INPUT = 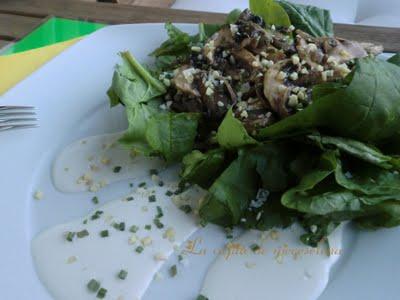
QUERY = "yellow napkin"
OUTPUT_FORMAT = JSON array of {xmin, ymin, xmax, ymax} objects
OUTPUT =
[{"xmin": 0, "ymin": 38, "xmax": 80, "ymax": 95}]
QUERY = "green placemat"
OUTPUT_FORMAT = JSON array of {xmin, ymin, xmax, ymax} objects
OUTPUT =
[{"xmin": 3, "ymin": 17, "xmax": 106, "ymax": 55}]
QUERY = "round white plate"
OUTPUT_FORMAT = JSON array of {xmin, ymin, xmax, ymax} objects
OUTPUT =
[{"xmin": 1, "ymin": 24, "xmax": 399, "ymax": 300}]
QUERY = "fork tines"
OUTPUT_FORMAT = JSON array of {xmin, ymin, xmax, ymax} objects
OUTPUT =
[{"xmin": 0, "ymin": 106, "xmax": 38, "ymax": 132}]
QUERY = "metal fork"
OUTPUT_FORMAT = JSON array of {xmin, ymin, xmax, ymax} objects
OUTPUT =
[{"xmin": 0, "ymin": 106, "xmax": 38, "ymax": 132}]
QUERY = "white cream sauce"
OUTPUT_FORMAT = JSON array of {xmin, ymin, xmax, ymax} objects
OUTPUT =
[
  {"xmin": 34, "ymin": 133, "xmax": 345, "ymax": 300},
  {"xmin": 200, "ymin": 224, "xmax": 344, "ymax": 300},
  {"xmin": 52, "ymin": 132, "xmax": 165, "ymax": 193},
  {"xmin": 32, "ymin": 172, "xmax": 205, "ymax": 300}
]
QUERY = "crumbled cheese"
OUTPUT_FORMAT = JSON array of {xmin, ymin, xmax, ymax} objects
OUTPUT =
[
  {"xmin": 166, "ymin": 101, "xmax": 173, "ymax": 108},
  {"xmin": 154, "ymin": 252, "xmax": 167, "ymax": 261},
  {"xmin": 278, "ymin": 84, "xmax": 287, "ymax": 93},
  {"xmin": 291, "ymin": 54, "xmax": 300, "ymax": 65},
  {"xmin": 206, "ymin": 87, "xmax": 214, "ymax": 96},
  {"xmin": 300, "ymin": 67, "xmax": 309, "ymax": 75},
  {"xmin": 271, "ymin": 24, "xmax": 276, "ymax": 31},
  {"xmin": 163, "ymin": 227, "xmax": 176, "ymax": 242},
  {"xmin": 163, "ymin": 78, "xmax": 171, "ymax": 87},
  {"xmin": 289, "ymin": 72, "xmax": 298, "ymax": 81},
  {"xmin": 66, "ymin": 256, "xmax": 77, "ymax": 264},
  {"xmin": 336, "ymin": 63, "xmax": 351, "ymax": 77},
  {"xmin": 100, "ymin": 157, "xmax": 111, "ymax": 165},
  {"xmin": 141, "ymin": 236, "xmax": 153, "ymax": 247},
  {"xmin": 277, "ymin": 71, "xmax": 287, "ymax": 80},
  {"xmin": 245, "ymin": 262, "xmax": 256, "ymax": 269},
  {"xmin": 230, "ymin": 24, "xmax": 239, "ymax": 34},
  {"xmin": 314, "ymin": 65, "xmax": 324, "ymax": 72},
  {"xmin": 288, "ymin": 95, "xmax": 299, "ymax": 107},
  {"xmin": 34, "ymin": 190, "xmax": 44, "ymax": 200},
  {"xmin": 297, "ymin": 91, "xmax": 306, "ymax": 101},
  {"xmin": 310, "ymin": 225, "xmax": 318, "ymax": 233},
  {"xmin": 159, "ymin": 104, "xmax": 167, "ymax": 110},
  {"xmin": 252, "ymin": 60, "xmax": 261, "ymax": 68},
  {"xmin": 217, "ymin": 101, "xmax": 225, "ymax": 107},
  {"xmin": 240, "ymin": 110, "xmax": 249, "ymax": 119},
  {"xmin": 128, "ymin": 235, "xmax": 138, "ymax": 245},
  {"xmin": 307, "ymin": 43, "xmax": 318, "ymax": 52},
  {"xmin": 191, "ymin": 46, "xmax": 201, "ymax": 53},
  {"xmin": 327, "ymin": 56, "xmax": 338, "ymax": 65},
  {"xmin": 339, "ymin": 49, "xmax": 350, "ymax": 58},
  {"xmin": 261, "ymin": 59, "xmax": 274, "ymax": 68},
  {"xmin": 288, "ymin": 25, "xmax": 295, "ymax": 32},
  {"xmin": 260, "ymin": 51, "xmax": 268, "ymax": 58},
  {"xmin": 292, "ymin": 86, "xmax": 300, "ymax": 94},
  {"xmin": 269, "ymin": 229, "xmax": 279, "ymax": 240}
]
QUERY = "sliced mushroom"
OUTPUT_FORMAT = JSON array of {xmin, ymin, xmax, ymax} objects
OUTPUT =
[{"xmin": 203, "ymin": 26, "xmax": 234, "ymax": 64}]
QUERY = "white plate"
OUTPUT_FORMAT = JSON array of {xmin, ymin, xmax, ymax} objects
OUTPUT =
[{"xmin": 1, "ymin": 24, "xmax": 400, "ymax": 300}]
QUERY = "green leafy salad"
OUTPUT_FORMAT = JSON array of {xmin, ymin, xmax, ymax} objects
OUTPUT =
[{"xmin": 108, "ymin": 0, "xmax": 400, "ymax": 247}]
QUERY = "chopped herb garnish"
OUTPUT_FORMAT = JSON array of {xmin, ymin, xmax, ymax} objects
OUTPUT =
[
  {"xmin": 119, "ymin": 222, "xmax": 126, "ymax": 231},
  {"xmin": 158, "ymin": 181, "xmax": 164, "ymax": 187},
  {"xmin": 100, "ymin": 230, "xmax": 109, "ymax": 237},
  {"xmin": 87, "ymin": 279, "xmax": 100, "ymax": 292},
  {"xmin": 197, "ymin": 295, "xmax": 209, "ymax": 300},
  {"xmin": 118, "ymin": 269, "xmax": 128, "ymax": 280},
  {"xmin": 149, "ymin": 169, "xmax": 159, "ymax": 175},
  {"xmin": 135, "ymin": 246, "xmax": 144, "ymax": 253},
  {"xmin": 113, "ymin": 166, "xmax": 122, "ymax": 173},
  {"xmin": 96, "ymin": 287, "xmax": 107, "ymax": 299},
  {"xmin": 138, "ymin": 182, "xmax": 146, "ymax": 188},
  {"xmin": 156, "ymin": 206, "xmax": 163, "ymax": 218},
  {"xmin": 66, "ymin": 231, "xmax": 75, "ymax": 242},
  {"xmin": 77, "ymin": 229, "xmax": 89, "ymax": 238},
  {"xmin": 126, "ymin": 196, "xmax": 134, "ymax": 201},
  {"xmin": 90, "ymin": 210, "xmax": 104, "ymax": 221},
  {"xmin": 178, "ymin": 254, "xmax": 184, "ymax": 261},
  {"xmin": 225, "ymin": 227, "xmax": 233, "ymax": 239},
  {"xmin": 83, "ymin": 219, "xmax": 88, "ymax": 225},
  {"xmin": 153, "ymin": 218, "xmax": 164, "ymax": 229},
  {"xmin": 129, "ymin": 225, "xmax": 139, "ymax": 233},
  {"xmin": 169, "ymin": 265, "xmax": 178, "ymax": 277},
  {"xmin": 148, "ymin": 195, "xmax": 156, "ymax": 202},
  {"xmin": 145, "ymin": 224, "xmax": 152, "ymax": 230},
  {"xmin": 129, "ymin": 183, "xmax": 134, "ymax": 188},
  {"xmin": 165, "ymin": 190, "xmax": 173, "ymax": 197},
  {"xmin": 250, "ymin": 243, "xmax": 261, "ymax": 253},
  {"xmin": 179, "ymin": 205, "xmax": 192, "ymax": 214},
  {"xmin": 92, "ymin": 196, "xmax": 99, "ymax": 205}
]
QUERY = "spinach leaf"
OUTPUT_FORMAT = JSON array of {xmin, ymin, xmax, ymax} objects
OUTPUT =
[
  {"xmin": 335, "ymin": 157, "xmax": 400, "ymax": 198},
  {"xmin": 226, "ymin": 9, "xmax": 242, "ymax": 24},
  {"xmin": 151, "ymin": 23, "xmax": 192, "ymax": 57},
  {"xmin": 145, "ymin": 112, "xmax": 200, "ymax": 162},
  {"xmin": 249, "ymin": 0, "xmax": 291, "ymax": 27},
  {"xmin": 199, "ymin": 150, "xmax": 260, "ymax": 226},
  {"xmin": 308, "ymin": 133, "xmax": 400, "ymax": 169},
  {"xmin": 119, "ymin": 101, "xmax": 162, "ymax": 154},
  {"xmin": 388, "ymin": 53, "xmax": 400, "ymax": 67},
  {"xmin": 217, "ymin": 109, "xmax": 258, "ymax": 149},
  {"xmin": 108, "ymin": 51, "xmax": 166, "ymax": 107},
  {"xmin": 259, "ymin": 57, "xmax": 400, "ymax": 144},
  {"xmin": 277, "ymin": 0, "xmax": 333, "ymax": 37},
  {"xmin": 181, "ymin": 149, "xmax": 226, "ymax": 189},
  {"xmin": 356, "ymin": 201, "xmax": 400, "ymax": 229}
]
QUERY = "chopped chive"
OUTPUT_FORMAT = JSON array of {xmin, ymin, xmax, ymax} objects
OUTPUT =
[
  {"xmin": 153, "ymin": 218, "xmax": 164, "ymax": 229},
  {"xmin": 129, "ymin": 183, "xmax": 134, "ymax": 188},
  {"xmin": 129, "ymin": 225, "xmax": 139, "ymax": 233},
  {"xmin": 197, "ymin": 295, "xmax": 209, "ymax": 300},
  {"xmin": 87, "ymin": 279, "xmax": 100, "ymax": 292},
  {"xmin": 156, "ymin": 206, "xmax": 164, "ymax": 218},
  {"xmin": 126, "ymin": 196, "xmax": 134, "ymax": 201},
  {"xmin": 66, "ymin": 231, "xmax": 75, "ymax": 242},
  {"xmin": 145, "ymin": 224, "xmax": 152, "ymax": 230},
  {"xmin": 113, "ymin": 166, "xmax": 122, "ymax": 173},
  {"xmin": 158, "ymin": 181, "xmax": 164, "ymax": 187},
  {"xmin": 179, "ymin": 205, "xmax": 192, "ymax": 214},
  {"xmin": 165, "ymin": 190, "xmax": 173, "ymax": 197},
  {"xmin": 138, "ymin": 182, "xmax": 146, "ymax": 188},
  {"xmin": 135, "ymin": 246, "xmax": 144, "ymax": 253},
  {"xmin": 169, "ymin": 265, "xmax": 178, "ymax": 277},
  {"xmin": 149, "ymin": 169, "xmax": 159, "ymax": 176},
  {"xmin": 178, "ymin": 254, "xmax": 184, "ymax": 261},
  {"xmin": 250, "ymin": 243, "xmax": 261, "ymax": 253},
  {"xmin": 100, "ymin": 230, "xmax": 109, "ymax": 238},
  {"xmin": 174, "ymin": 188, "xmax": 183, "ymax": 195},
  {"xmin": 96, "ymin": 287, "xmax": 107, "ymax": 299},
  {"xmin": 112, "ymin": 222, "xmax": 125, "ymax": 231},
  {"xmin": 117, "ymin": 269, "xmax": 128, "ymax": 280},
  {"xmin": 225, "ymin": 227, "xmax": 233, "ymax": 239},
  {"xmin": 90, "ymin": 210, "xmax": 104, "ymax": 220},
  {"xmin": 83, "ymin": 219, "xmax": 88, "ymax": 225},
  {"xmin": 77, "ymin": 229, "xmax": 89, "ymax": 238},
  {"xmin": 199, "ymin": 219, "xmax": 208, "ymax": 227},
  {"xmin": 91, "ymin": 196, "xmax": 99, "ymax": 205},
  {"xmin": 148, "ymin": 195, "xmax": 156, "ymax": 202}
]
